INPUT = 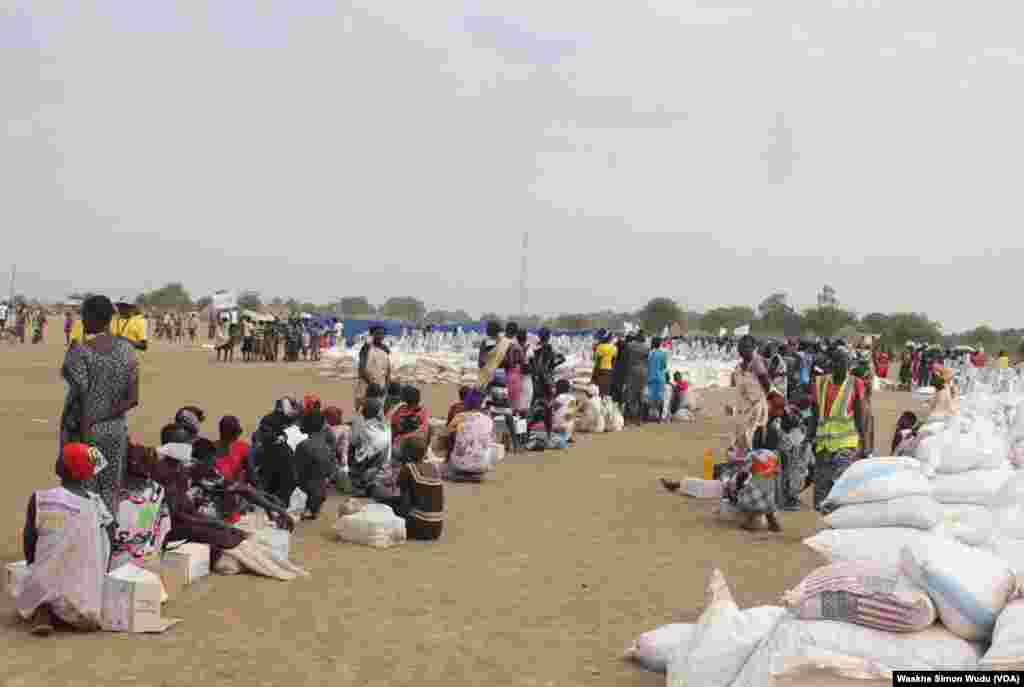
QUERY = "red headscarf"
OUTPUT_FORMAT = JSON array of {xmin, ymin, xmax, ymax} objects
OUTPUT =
[
  {"xmin": 303, "ymin": 393, "xmax": 322, "ymax": 414},
  {"xmin": 63, "ymin": 442, "xmax": 98, "ymax": 481}
]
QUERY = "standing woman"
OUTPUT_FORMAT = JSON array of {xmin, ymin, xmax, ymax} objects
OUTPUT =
[
  {"xmin": 60, "ymin": 295, "xmax": 140, "ymax": 515},
  {"xmin": 515, "ymin": 330, "xmax": 534, "ymax": 413},
  {"xmin": 731, "ymin": 335, "xmax": 772, "ymax": 454},
  {"xmin": 478, "ymin": 320, "xmax": 512, "ymax": 389},
  {"xmin": 503, "ymin": 322, "xmax": 525, "ymax": 410},
  {"xmin": 647, "ymin": 337, "xmax": 669, "ymax": 422}
]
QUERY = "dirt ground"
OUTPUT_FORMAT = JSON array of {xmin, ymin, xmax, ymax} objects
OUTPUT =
[{"xmin": 0, "ymin": 333, "xmax": 912, "ymax": 687}]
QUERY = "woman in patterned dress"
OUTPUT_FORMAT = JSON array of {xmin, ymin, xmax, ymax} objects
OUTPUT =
[{"xmin": 59, "ymin": 295, "xmax": 140, "ymax": 516}]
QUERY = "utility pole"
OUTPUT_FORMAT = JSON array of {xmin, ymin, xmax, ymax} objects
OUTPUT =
[
  {"xmin": 7, "ymin": 264, "xmax": 15, "ymax": 305},
  {"xmin": 519, "ymin": 232, "xmax": 528, "ymax": 317}
]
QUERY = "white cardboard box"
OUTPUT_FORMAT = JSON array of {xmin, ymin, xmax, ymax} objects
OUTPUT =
[
  {"xmin": 683, "ymin": 478, "xmax": 724, "ymax": 499},
  {"xmin": 5, "ymin": 560, "xmax": 29, "ymax": 600},
  {"xmin": 101, "ymin": 564, "xmax": 180, "ymax": 633},
  {"xmin": 162, "ymin": 542, "xmax": 210, "ymax": 586},
  {"xmin": 252, "ymin": 527, "xmax": 290, "ymax": 560}
]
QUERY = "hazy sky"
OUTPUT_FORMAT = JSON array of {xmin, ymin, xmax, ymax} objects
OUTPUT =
[{"xmin": 3, "ymin": 1, "xmax": 1023, "ymax": 331}]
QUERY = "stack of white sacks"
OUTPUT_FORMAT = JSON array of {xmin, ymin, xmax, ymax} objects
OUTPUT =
[{"xmin": 625, "ymin": 389, "xmax": 1024, "ymax": 685}]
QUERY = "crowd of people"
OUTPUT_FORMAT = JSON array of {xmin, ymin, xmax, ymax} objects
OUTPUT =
[
  {"xmin": 212, "ymin": 315, "xmax": 343, "ymax": 363},
  {"xmin": 0, "ymin": 302, "xmax": 49, "ymax": 344},
  {"xmin": 16, "ymin": 293, "xmax": 1021, "ymax": 640}
]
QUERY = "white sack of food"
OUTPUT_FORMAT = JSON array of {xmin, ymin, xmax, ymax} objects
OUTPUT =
[
  {"xmin": 930, "ymin": 468, "xmax": 1013, "ymax": 505},
  {"xmin": 623, "ymin": 623, "xmax": 693, "ymax": 673},
  {"xmin": 728, "ymin": 617, "xmax": 983, "ymax": 687},
  {"xmin": 990, "ymin": 471, "xmax": 1024, "ymax": 510},
  {"xmin": 980, "ymin": 599, "xmax": 1024, "ymax": 670},
  {"xmin": 782, "ymin": 560, "xmax": 937, "ymax": 632},
  {"xmin": 931, "ymin": 428, "xmax": 1008, "ymax": 474},
  {"xmin": 824, "ymin": 495, "xmax": 941, "ymax": 531},
  {"xmin": 900, "ymin": 537, "xmax": 1017, "ymax": 641},
  {"xmin": 666, "ymin": 569, "xmax": 785, "ymax": 687},
  {"xmin": 940, "ymin": 504, "xmax": 995, "ymax": 546},
  {"xmin": 821, "ymin": 458, "xmax": 931, "ymax": 509},
  {"xmin": 804, "ymin": 528, "xmax": 932, "ymax": 567}
]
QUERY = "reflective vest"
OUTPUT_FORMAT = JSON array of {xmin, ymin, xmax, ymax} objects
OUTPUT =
[{"xmin": 815, "ymin": 376, "xmax": 859, "ymax": 453}]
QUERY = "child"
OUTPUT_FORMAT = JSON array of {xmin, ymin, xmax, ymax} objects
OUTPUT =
[
  {"xmin": 669, "ymin": 372, "xmax": 692, "ymax": 421},
  {"xmin": 394, "ymin": 436, "xmax": 444, "ymax": 541},
  {"xmin": 892, "ymin": 411, "xmax": 919, "ymax": 456},
  {"xmin": 19, "ymin": 443, "xmax": 115, "ymax": 635}
]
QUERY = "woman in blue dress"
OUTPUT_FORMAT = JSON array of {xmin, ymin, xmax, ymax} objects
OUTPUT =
[{"xmin": 647, "ymin": 336, "xmax": 669, "ymax": 422}]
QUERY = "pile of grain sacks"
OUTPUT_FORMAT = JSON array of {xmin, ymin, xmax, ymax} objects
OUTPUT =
[{"xmin": 625, "ymin": 387, "xmax": 1024, "ymax": 684}]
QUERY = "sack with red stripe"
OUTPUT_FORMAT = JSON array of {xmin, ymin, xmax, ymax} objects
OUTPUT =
[{"xmin": 782, "ymin": 560, "xmax": 937, "ymax": 632}]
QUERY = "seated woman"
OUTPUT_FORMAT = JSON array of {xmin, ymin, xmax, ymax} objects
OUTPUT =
[
  {"xmin": 383, "ymin": 382, "xmax": 404, "ymax": 418},
  {"xmin": 550, "ymin": 379, "xmax": 577, "ymax": 443},
  {"xmin": 152, "ymin": 426, "xmax": 307, "ymax": 581},
  {"xmin": 391, "ymin": 436, "xmax": 444, "ymax": 541},
  {"xmin": 348, "ymin": 398, "xmax": 393, "ymax": 497},
  {"xmin": 391, "ymin": 386, "xmax": 429, "ymax": 450},
  {"xmin": 294, "ymin": 410, "xmax": 335, "ymax": 520},
  {"xmin": 19, "ymin": 443, "xmax": 115, "ymax": 636},
  {"xmin": 447, "ymin": 386, "xmax": 470, "ymax": 425},
  {"xmin": 174, "ymin": 406, "xmax": 206, "ymax": 442},
  {"xmin": 111, "ymin": 444, "xmax": 172, "ymax": 570},
  {"xmin": 446, "ymin": 389, "xmax": 495, "ymax": 481},
  {"xmin": 723, "ymin": 449, "xmax": 782, "ymax": 533},
  {"xmin": 215, "ymin": 415, "xmax": 250, "ymax": 484},
  {"xmin": 324, "ymin": 406, "xmax": 351, "ymax": 491}
]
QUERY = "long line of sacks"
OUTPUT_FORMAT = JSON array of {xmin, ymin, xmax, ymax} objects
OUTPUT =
[{"xmin": 624, "ymin": 392, "xmax": 1024, "ymax": 685}]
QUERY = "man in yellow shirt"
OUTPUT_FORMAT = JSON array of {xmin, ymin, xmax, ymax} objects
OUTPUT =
[
  {"xmin": 592, "ymin": 331, "xmax": 618, "ymax": 398},
  {"xmin": 111, "ymin": 301, "xmax": 148, "ymax": 352}
]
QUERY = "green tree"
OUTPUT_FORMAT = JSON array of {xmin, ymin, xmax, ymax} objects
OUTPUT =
[
  {"xmin": 381, "ymin": 297, "xmax": 426, "ymax": 322},
  {"xmin": 860, "ymin": 312, "xmax": 889, "ymax": 335},
  {"xmin": 700, "ymin": 306, "xmax": 756, "ymax": 335},
  {"xmin": 138, "ymin": 282, "xmax": 192, "ymax": 309},
  {"xmin": 425, "ymin": 309, "xmax": 473, "ymax": 324},
  {"xmin": 963, "ymin": 325, "xmax": 999, "ymax": 350},
  {"xmin": 237, "ymin": 290, "xmax": 262, "ymax": 311},
  {"xmin": 877, "ymin": 312, "xmax": 942, "ymax": 348},
  {"xmin": 195, "ymin": 296, "xmax": 212, "ymax": 311},
  {"xmin": 637, "ymin": 297, "xmax": 684, "ymax": 335},
  {"xmin": 552, "ymin": 313, "xmax": 594, "ymax": 331},
  {"xmin": 339, "ymin": 297, "xmax": 374, "ymax": 316},
  {"xmin": 756, "ymin": 292, "xmax": 801, "ymax": 336},
  {"xmin": 480, "ymin": 312, "xmax": 502, "ymax": 324},
  {"xmin": 801, "ymin": 306, "xmax": 857, "ymax": 338}
]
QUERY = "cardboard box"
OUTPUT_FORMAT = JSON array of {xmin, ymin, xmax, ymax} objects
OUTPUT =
[
  {"xmin": 101, "ymin": 564, "xmax": 180, "ymax": 633},
  {"xmin": 252, "ymin": 527, "xmax": 290, "ymax": 561},
  {"xmin": 683, "ymin": 478, "xmax": 724, "ymax": 499},
  {"xmin": 161, "ymin": 543, "xmax": 210, "ymax": 598},
  {"xmin": 5, "ymin": 560, "xmax": 29, "ymax": 600}
]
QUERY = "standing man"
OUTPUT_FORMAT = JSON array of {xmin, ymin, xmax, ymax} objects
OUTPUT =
[
  {"xmin": 356, "ymin": 325, "xmax": 392, "ymax": 410},
  {"xmin": 111, "ymin": 300, "xmax": 148, "ymax": 352},
  {"xmin": 809, "ymin": 348, "xmax": 867, "ymax": 513}
]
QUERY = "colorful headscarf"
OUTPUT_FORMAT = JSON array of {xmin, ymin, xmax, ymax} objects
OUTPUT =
[{"xmin": 749, "ymin": 450, "xmax": 779, "ymax": 478}]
